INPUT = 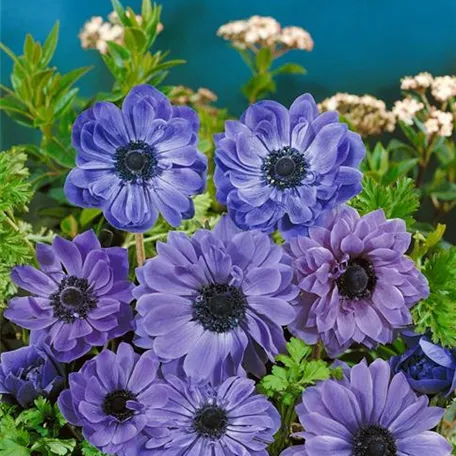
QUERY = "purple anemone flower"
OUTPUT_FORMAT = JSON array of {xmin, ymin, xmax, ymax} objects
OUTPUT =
[
  {"xmin": 58, "ymin": 343, "xmax": 168, "ymax": 456},
  {"xmin": 134, "ymin": 215, "xmax": 298, "ymax": 383},
  {"xmin": 390, "ymin": 334, "xmax": 456, "ymax": 396},
  {"xmin": 64, "ymin": 84, "xmax": 207, "ymax": 232},
  {"xmin": 285, "ymin": 206, "xmax": 429, "ymax": 357},
  {"xmin": 214, "ymin": 94, "xmax": 365, "ymax": 239},
  {"xmin": 5, "ymin": 230, "xmax": 134, "ymax": 362},
  {"xmin": 0, "ymin": 345, "xmax": 63, "ymax": 408},
  {"xmin": 127, "ymin": 375, "xmax": 280, "ymax": 455},
  {"xmin": 282, "ymin": 359, "xmax": 452, "ymax": 456}
]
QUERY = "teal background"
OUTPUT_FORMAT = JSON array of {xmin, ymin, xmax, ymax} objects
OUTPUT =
[{"xmin": 1, "ymin": 0, "xmax": 456, "ymax": 149}]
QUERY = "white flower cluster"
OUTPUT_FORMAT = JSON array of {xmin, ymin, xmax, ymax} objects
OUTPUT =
[
  {"xmin": 424, "ymin": 109, "xmax": 453, "ymax": 137},
  {"xmin": 431, "ymin": 76, "xmax": 456, "ymax": 102},
  {"xmin": 319, "ymin": 93, "xmax": 396, "ymax": 137},
  {"xmin": 400, "ymin": 72, "xmax": 434, "ymax": 91},
  {"xmin": 169, "ymin": 86, "xmax": 218, "ymax": 106},
  {"xmin": 217, "ymin": 16, "xmax": 313, "ymax": 52},
  {"xmin": 79, "ymin": 12, "xmax": 163, "ymax": 54},
  {"xmin": 392, "ymin": 98, "xmax": 424, "ymax": 125},
  {"xmin": 79, "ymin": 16, "xmax": 123, "ymax": 54}
]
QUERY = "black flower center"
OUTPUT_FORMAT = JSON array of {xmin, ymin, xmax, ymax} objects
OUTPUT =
[
  {"xmin": 353, "ymin": 425, "xmax": 397, "ymax": 456},
  {"xmin": 115, "ymin": 140, "xmax": 159, "ymax": 183},
  {"xmin": 49, "ymin": 276, "xmax": 97, "ymax": 323},
  {"xmin": 193, "ymin": 284, "xmax": 247, "ymax": 333},
  {"xmin": 275, "ymin": 156, "xmax": 296, "ymax": 177},
  {"xmin": 193, "ymin": 405, "xmax": 228, "ymax": 439},
  {"xmin": 103, "ymin": 389, "xmax": 137, "ymax": 422},
  {"xmin": 262, "ymin": 146, "xmax": 308, "ymax": 189},
  {"xmin": 337, "ymin": 259, "xmax": 377, "ymax": 300},
  {"xmin": 60, "ymin": 287, "xmax": 84, "ymax": 307}
]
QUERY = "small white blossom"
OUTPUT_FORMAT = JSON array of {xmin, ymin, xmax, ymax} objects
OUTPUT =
[
  {"xmin": 425, "ymin": 109, "xmax": 453, "ymax": 137},
  {"xmin": 393, "ymin": 98, "xmax": 424, "ymax": 125},
  {"xmin": 400, "ymin": 72, "xmax": 434, "ymax": 91},
  {"xmin": 280, "ymin": 26, "xmax": 314, "ymax": 51},
  {"xmin": 431, "ymin": 76, "xmax": 456, "ymax": 102},
  {"xmin": 319, "ymin": 93, "xmax": 396, "ymax": 136}
]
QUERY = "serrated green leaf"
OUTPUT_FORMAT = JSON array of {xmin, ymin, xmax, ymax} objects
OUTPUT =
[{"xmin": 349, "ymin": 176, "xmax": 420, "ymax": 228}]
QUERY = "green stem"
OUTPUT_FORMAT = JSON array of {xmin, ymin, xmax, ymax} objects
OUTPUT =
[{"xmin": 269, "ymin": 401, "xmax": 297, "ymax": 455}]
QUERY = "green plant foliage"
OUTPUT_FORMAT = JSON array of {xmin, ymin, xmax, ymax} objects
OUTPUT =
[
  {"xmin": 412, "ymin": 247, "xmax": 456, "ymax": 348},
  {"xmin": 362, "ymin": 142, "xmax": 418, "ymax": 185},
  {"xmin": 98, "ymin": 0, "xmax": 184, "ymax": 101},
  {"xmin": 0, "ymin": 23, "xmax": 90, "ymax": 137},
  {"xmin": 259, "ymin": 338, "xmax": 341, "ymax": 406},
  {"xmin": 349, "ymin": 176, "xmax": 420, "ymax": 228},
  {"xmin": 80, "ymin": 440, "xmax": 108, "ymax": 456},
  {"xmin": 0, "ymin": 148, "xmax": 35, "ymax": 305},
  {"xmin": 0, "ymin": 398, "xmax": 75, "ymax": 456}
]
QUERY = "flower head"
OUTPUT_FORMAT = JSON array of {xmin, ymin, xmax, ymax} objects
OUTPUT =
[
  {"xmin": 134, "ymin": 215, "xmax": 298, "ymax": 383},
  {"xmin": 214, "ymin": 95, "xmax": 365, "ymax": 239},
  {"xmin": 400, "ymin": 72, "xmax": 434, "ymax": 91},
  {"xmin": 282, "ymin": 359, "xmax": 452, "ymax": 456},
  {"xmin": 431, "ymin": 75, "xmax": 456, "ymax": 102},
  {"xmin": 285, "ymin": 206, "xmax": 429, "ymax": 357},
  {"xmin": 58, "ymin": 343, "xmax": 168, "ymax": 455},
  {"xmin": 5, "ymin": 230, "xmax": 134, "ymax": 362},
  {"xmin": 64, "ymin": 84, "xmax": 207, "ymax": 232},
  {"xmin": 128, "ymin": 375, "xmax": 280, "ymax": 455},
  {"xmin": 319, "ymin": 93, "xmax": 396, "ymax": 136},
  {"xmin": 392, "ymin": 97, "xmax": 424, "ymax": 125},
  {"xmin": 0, "ymin": 345, "xmax": 63, "ymax": 408},
  {"xmin": 424, "ymin": 109, "xmax": 453, "ymax": 138},
  {"xmin": 390, "ymin": 334, "xmax": 456, "ymax": 396}
]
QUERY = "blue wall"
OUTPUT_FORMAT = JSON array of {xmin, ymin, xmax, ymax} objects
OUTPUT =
[{"xmin": 2, "ymin": 0, "xmax": 456, "ymax": 149}]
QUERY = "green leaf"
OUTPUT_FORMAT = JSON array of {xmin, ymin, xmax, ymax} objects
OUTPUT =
[
  {"xmin": 59, "ymin": 66, "xmax": 92, "ymax": 92},
  {"xmin": 255, "ymin": 48, "xmax": 273, "ymax": 73},
  {"xmin": 23, "ymin": 34, "xmax": 35, "ymax": 61},
  {"xmin": 81, "ymin": 440, "xmax": 108, "ymax": 456},
  {"xmin": 45, "ymin": 138, "xmax": 75, "ymax": 168},
  {"xmin": 42, "ymin": 22, "xmax": 59, "ymax": 66},
  {"xmin": 272, "ymin": 62, "xmax": 307, "ymax": 75},
  {"xmin": 53, "ymin": 87, "xmax": 78, "ymax": 120},
  {"xmin": 412, "ymin": 247, "xmax": 456, "ymax": 347},
  {"xmin": 124, "ymin": 28, "xmax": 147, "ymax": 52},
  {"xmin": 60, "ymin": 215, "xmax": 78, "ymax": 238},
  {"xmin": 410, "ymin": 224, "xmax": 446, "ymax": 262},
  {"xmin": 0, "ymin": 42, "xmax": 22, "ymax": 67},
  {"xmin": 31, "ymin": 438, "xmax": 76, "ymax": 455},
  {"xmin": 0, "ymin": 441, "xmax": 31, "ymax": 456},
  {"xmin": 80, "ymin": 208, "xmax": 102, "ymax": 226},
  {"xmin": 286, "ymin": 337, "xmax": 312, "ymax": 364},
  {"xmin": 111, "ymin": 0, "xmax": 127, "ymax": 24},
  {"xmin": 106, "ymin": 41, "xmax": 131, "ymax": 65},
  {"xmin": 141, "ymin": 0, "xmax": 153, "ymax": 20},
  {"xmin": 349, "ymin": 176, "xmax": 420, "ymax": 228}
]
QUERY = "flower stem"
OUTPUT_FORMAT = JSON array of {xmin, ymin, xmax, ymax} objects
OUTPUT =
[
  {"xmin": 135, "ymin": 233, "xmax": 146, "ymax": 267},
  {"xmin": 269, "ymin": 400, "xmax": 297, "ymax": 455}
]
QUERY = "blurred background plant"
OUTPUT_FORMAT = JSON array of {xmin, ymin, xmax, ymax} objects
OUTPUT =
[{"xmin": 217, "ymin": 15, "xmax": 313, "ymax": 103}]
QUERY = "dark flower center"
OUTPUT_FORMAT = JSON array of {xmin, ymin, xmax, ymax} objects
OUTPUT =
[
  {"xmin": 193, "ymin": 284, "xmax": 247, "ymax": 333},
  {"xmin": 353, "ymin": 425, "xmax": 397, "ymax": 456},
  {"xmin": 103, "ymin": 389, "xmax": 137, "ymax": 422},
  {"xmin": 337, "ymin": 259, "xmax": 377, "ymax": 300},
  {"xmin": 115, "ymin": 140, "xmax": 159, "ymax": 183},
  {"xmin": 262, "ymin": 146, "xmax": 308, "ymax": 189},
  {"xmin": 193, "ymin": 405, "xmax": 228, "ymax": 439},
  {"xmin": 60, "ymin": 287, "xmax": 84, "ymax": 307},
  {"xmin": 49, "ymin": 276, "xmax": 97, "ymax": 323}
]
